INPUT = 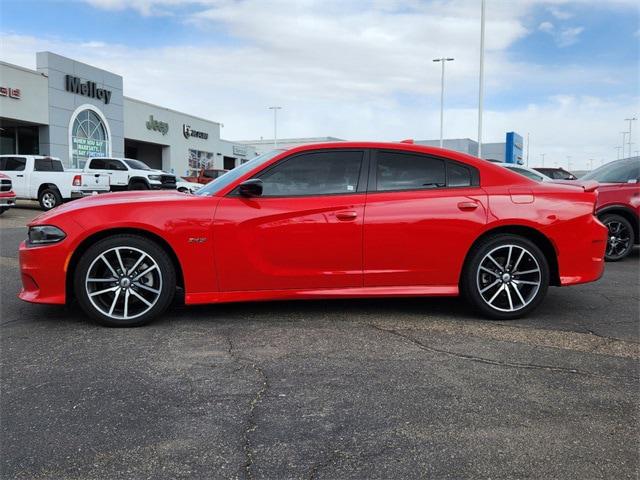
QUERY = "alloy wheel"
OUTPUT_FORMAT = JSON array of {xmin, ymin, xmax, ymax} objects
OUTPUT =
[
  {"xmin": 42, "ymin": 192, "xmax": 56, "ymax": 209},
  {"xmin": 605, "ymin": 220, "xmax": 631, "ymax": 260},
  {"xmin": 476, "ymin": 244, "xmax": 542, "ymax": 313},
  {"xmin": 85, "ymin": 246, "xmax": 163, "ymax": 320}
]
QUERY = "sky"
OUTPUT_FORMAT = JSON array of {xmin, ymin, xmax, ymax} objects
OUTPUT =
[{"xmin": 0, "ymin": 0, "xmax": 638, "ymax": 169}]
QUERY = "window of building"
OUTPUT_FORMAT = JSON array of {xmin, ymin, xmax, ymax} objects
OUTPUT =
[
  {"xmin": 71, "ymin": 108, "xmax": 109, "ymax": 168},
  {"xmin": 223, "ymin": 156, "xmax": 236, "ymax": 170},
  {"xmin": 257, "ymin": 150, "xmax": 363, "ymax": 197},
  {"xmin": 376, "ymin": 151, "xmax": 445, "ymax": 191},
  {"xmin": 189, "ymin": 149, "xmax": 214, "ymax": 175},
  {"xmin": 0, "ymin": 126, "xmax": 40, "ymax": 155}
]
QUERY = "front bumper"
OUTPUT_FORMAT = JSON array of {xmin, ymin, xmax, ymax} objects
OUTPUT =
[
  {"xmin": 18, "ymin": 239, "xmax": 69, "ymax": 305},
  {"xmin": 0, "ymin": 196, "xmax": 16, "ymax": 207}
]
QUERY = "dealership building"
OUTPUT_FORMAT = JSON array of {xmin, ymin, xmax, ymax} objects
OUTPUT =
[{"xmin": 0, "ymin": 52, "xmax": 257, "ymax": 175}]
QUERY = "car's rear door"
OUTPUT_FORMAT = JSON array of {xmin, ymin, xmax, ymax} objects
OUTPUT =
[
  {"xmin": 214, "ymin": 149, "xmax": 368, "ymax": 291},
  {"xmin": 363, "ymin": 149, "xmax": 488, "ymax": 288}
]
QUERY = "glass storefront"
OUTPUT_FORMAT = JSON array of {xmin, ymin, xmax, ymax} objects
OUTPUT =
[
  {"xmin": 188, "ymin": 148, "xmax": 215, "ymax": 175},
  {"xmin": 0, "ymin": 125, "xmax": 39, "ymax": 155}
]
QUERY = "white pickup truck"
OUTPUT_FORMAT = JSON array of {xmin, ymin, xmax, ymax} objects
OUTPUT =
[
  {"xmin": 0, "ymin": 155, "xmax": 110, "ymax": 210},
  {"xmin": 76, "ymin": 157, "xmax": 177, "ymax": 191}
]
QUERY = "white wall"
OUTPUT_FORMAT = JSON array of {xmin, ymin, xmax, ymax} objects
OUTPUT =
[{"xmin": 0, "ymin": 62, "xmax": 48, "ymax": 125}]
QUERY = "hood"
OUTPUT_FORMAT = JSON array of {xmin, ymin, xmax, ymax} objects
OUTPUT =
[{"xmin": 31, "ymin": 190, "xmax": 191, "ymax": 225}]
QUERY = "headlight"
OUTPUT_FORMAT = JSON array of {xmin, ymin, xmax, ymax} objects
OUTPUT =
[
  {"xmin": 28, "ymin": 225, "xmax": 66, "ymax": 245},
  {"xmin": 148, "ymin": 175, "xmax": 162, "ymax": 181}
]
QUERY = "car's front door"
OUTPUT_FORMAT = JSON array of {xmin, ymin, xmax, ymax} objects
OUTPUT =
[
  {"xmin": 0, "ymin": 156, "xmax": 28, "ymax": 197},
  {"xmin": 363, "ymin": 149, "xmax": 488, "ymax": 288},
  {"xmin": 214, "ymin": 149, "xmax": 368, "ymax": 292}
]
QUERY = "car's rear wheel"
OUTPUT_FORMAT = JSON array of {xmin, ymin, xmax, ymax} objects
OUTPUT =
[
  {"xmin": 38, "ymin": 188, "xmax": 62, "ymax": 210},
  {"xmin": 74, "ymin": 234, "xmax": 176, "ymax": 327},
  {"xmin": 462, "ymin": 234, "xmax": 549, "ymax": 320},
  {"xmin": 600, "ymin": 213, "xmax": 634, "ymax": 262}
]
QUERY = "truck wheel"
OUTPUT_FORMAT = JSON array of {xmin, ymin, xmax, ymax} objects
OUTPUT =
[
  {"xmin": 38, "ymin": 188, "xmax": 63, "ymax": 210},
  {"xmin": 129, "ymin": 181, "xmax": 149, "ymax": 191}
]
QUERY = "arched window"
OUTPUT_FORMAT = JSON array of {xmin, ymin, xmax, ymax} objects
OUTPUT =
[{"xmin": 70, "ymin": 107, "xmax": 110, "ymax": 168}]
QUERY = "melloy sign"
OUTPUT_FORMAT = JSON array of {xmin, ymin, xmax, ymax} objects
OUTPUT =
[{"xmin": 65, "ymin": 75, "xmax": 112, "ymax": 104}]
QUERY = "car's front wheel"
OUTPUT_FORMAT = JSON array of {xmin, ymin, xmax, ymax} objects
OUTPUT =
[
  {"xmin": 74, "ymin": 234, "xmax": 176, "ymax": 327},
  {"xmin": 600, "ymin": 213, "xmax": 634, "ymax": 262},
  {"xmin": 462, "ymin": 234, "xmax": 549, "ymax": 320}
]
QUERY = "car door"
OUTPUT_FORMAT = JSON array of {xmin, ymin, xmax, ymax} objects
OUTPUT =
[
  {"xmin": 363, "ymin": 149, "xmax": 488, "ymax": 288},
  {"xmin": 105, "ymin": 159, "xmax": 129, "ymax": 187},
  {"xmin": 214, "ymin": 149, "xmax": 368, "ymax": 292},
  {"xmin": 0, "ymin": 156, "xmax": 28, "ymax": 197}
]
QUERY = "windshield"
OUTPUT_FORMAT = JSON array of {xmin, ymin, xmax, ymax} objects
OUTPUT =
[
  {"xmin": 195, "ymin": 149, "xmax": 284, "ymax": 196},
  {"xmin": 582, "ymin": 158, "xmax": 639, "ymax": 183},
  {"xmin": 507, "ymin": 166, "xmax": 547, "ymax": 182},
  {"xmin": 124, "ymin": 159, "xmax": 152, "ymax": 171}
]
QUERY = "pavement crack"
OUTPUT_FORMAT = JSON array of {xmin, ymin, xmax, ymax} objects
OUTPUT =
[
  {"xmin": 226, "ymin": 332, "xmax": 270, "ymax": 480},
  {"xmin": 366, "ymin": 323, "xmax": 638, "ymax": 382}
]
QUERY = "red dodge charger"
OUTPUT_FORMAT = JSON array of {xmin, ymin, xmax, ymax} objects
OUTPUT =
[{"xmin": 19, "ymin": 142, "xmax": 607, "ymax": 327}]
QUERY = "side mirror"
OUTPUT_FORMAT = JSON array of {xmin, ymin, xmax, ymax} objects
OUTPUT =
[{"xmin": 238, "ymin": 178, "xmax": 263, "ymax": 197}]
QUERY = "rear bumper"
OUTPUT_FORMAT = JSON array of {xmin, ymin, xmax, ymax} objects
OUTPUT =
[
  {"xmin": 544, "ymin": 215, "xmax": 608, "ymax": 286},
  {"xmin": 18, "ymin": 239, "xmax": 68, "ymax": 305},
  {"xmin": 70, "ymin": 190, "xmax": 109, "ymax": 199}
]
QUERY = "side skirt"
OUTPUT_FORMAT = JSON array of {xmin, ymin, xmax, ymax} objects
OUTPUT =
[{"xmin": 185, "ymin": 285, "xmax": 459, "ymax": 305}]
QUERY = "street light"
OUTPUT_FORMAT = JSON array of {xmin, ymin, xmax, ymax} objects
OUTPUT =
[
  {"xmin": 615, "ymin": 146, "xmax": 623, "ymax": 159},
  {"xmin": 477, "ymin": 0, "xmax": 486, "ymax": 158},
  {"xmin": 540, "ymin": 153, "xmax": 546, "ymax": 167},
  {"xmin": 268, "ymin": 106, "xmax": 282, "ymax": 147},
  {"xmin": 624, "ymin": 117, "xmax": 637, "ymax": 158},
  {"xmin": 621, "ymin": 131, "xmax": 629, "ymax": 159},
  {"xmin": 433, "ymin": 57, "xmax": 454, "ymax": 148}
]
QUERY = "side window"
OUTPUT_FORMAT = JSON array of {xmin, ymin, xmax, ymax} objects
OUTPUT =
[
  {"xmin": 108, "ymin": 160, "xmax": 127, "ymax": 171},
  {"xmin": 257, "ymin": 151, "xmax": 363, "ymax": 196},
  {"xmin": 376, "ymin": 151, "xmax": 445, "ymax": 191},
  {"xmin": 447, "ymin": 162, "xmax": 473, "ymax": 187},
  {"xmin": 50, "ymin": 159, "xmax": 64, "ymax": 172},
  {"xmin": 89, "ymin": 159, "xmax": 106, "ymax": 170},
  {"xmin": 34, "ymin": 158, "xmax": 49, "ymax": 171},
  {"xmin": 0, "ymin": 157, "xmax": 26, "ymax": 171}
]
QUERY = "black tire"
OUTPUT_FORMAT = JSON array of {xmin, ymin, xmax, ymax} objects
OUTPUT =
[
  {"xmin": 461, "ymin": 234, "xmax": 549, "ymax": 320},
  {"xmin": 129, "ymin": 181, "xmax": 150, "ymax": 191},
  {"xmin": 73, "ymin": 234, "xmax": 176, "ymax": 327},
  {"xmin": 38, "ymin": 188, "xmax": 63, "ymax": 210},
  {"xmin": 600, "ymin": 213, "xmax": 634, "ymax": 262},
  {"xmin": 0, "ymin": 206, "xmax": 8, "ymax": 215}
]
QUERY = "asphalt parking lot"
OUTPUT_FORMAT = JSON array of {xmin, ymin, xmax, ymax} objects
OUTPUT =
[{"xmin": 1, "ymin": 204, "xmax": 638, "ymax": 480}]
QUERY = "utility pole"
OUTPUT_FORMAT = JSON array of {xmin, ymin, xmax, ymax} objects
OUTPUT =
[
  {"xmin": 268, "ymin": 106, "xmax": 282, "ymax": 147},
  {"xmin": 526, "ymin": 132, "xmax": 530, "ymax": 166},
  {"xmin": 621, "ymin": 131, "xmax": 628, "ymax": 159},
  {"xmin": 615, "ymin": 146, "xmax": 623, "ymax": 159},
  {"xmin": 624, "ymin": 117, "xmax": 637, "ymax": 158},
  {"xmin": 433, "ymin": 57, "xmax": 455, "ymax": 148},
  {"xmin": 540, "ymin": 153, "xmax": 545, "ymax": 167},
  {"xmin": 477, "ymin": 0, "xmax": 486, "ymax": 159}
]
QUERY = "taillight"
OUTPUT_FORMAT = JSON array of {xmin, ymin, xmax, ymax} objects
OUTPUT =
[{"xmin": 72, "ymin": 175, "xmax": 81, "ymax": 187}]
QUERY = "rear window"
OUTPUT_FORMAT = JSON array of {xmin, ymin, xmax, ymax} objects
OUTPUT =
[
  {"xmin": 447, "ymin": 162, "xmax": 473, "ymax": 187},
  {"xmin": 376, "ymin": 151, "xmax": 446, "ymax": 191},
  {"xmin": 34, "ymin": 158, "xmax": 64, "ymax": 172},
  {"xmin": 582, "ymin": 159, "xmax": 639, "ymax": 183},
  {"xmin": 88, "ymin": 159, "xmax": 106, "ymax": 169},
  {"xmin": 0, "ymin": 157, "xmax": 26, "ymax": 171}
]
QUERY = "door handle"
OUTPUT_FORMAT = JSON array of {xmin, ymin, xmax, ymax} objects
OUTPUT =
[
  {"xmin": 457, "ymin": 201, "xmax": 478, "ymax": 211},
  {"xmin": 335, "ymin": 210, "xmax": 358, "ymax": 221},
  {"xmin": 16, "ymin": 174, "xmax": 24, "ymax": 177}
]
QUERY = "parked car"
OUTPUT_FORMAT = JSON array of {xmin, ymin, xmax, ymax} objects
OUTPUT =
[
  {"xmin": 500, "ymin": 163, "xmax": 553, "ymax": 182},
  {"xmin": 0, "ymin": 173, "xmax": 17, "ymax": 215},
  {"xmin": 183, "ymin": 168, "xmax": 228, "ymax": 185},
  {"xmin": 18, "ymin": 142, "xmax": 607, "ymax": 327},
  {"xmin": 580, "ymin": 158, "xmax": 640, "ymax": 261},
  {"xmin": 176, "ymin": 179, "xmax": 202, "ymax": 194},
  {"xmin": 75, "ymin": 158, "xmax": 177, "ymax": 191},
  {"xmin": 0, "ymin": 155, "xmax": 110, "ymax": 210},
  {"xmin": 533, "ymin": 167, "xmax": 578, "ymax": 180}
]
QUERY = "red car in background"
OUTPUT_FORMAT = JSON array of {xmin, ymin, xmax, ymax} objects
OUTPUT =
[
  {"xmin": 581, "ymin": 158, "xmax": 640, "ymax": 261},
  {"xmin": 0, "ymin": 172, "xmax": 16, "ymax": 215},
  {"xmin": 18, "ymin": 142, "xmax": 607, "ymax": 327}
]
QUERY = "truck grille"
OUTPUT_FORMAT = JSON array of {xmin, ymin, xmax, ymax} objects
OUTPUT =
[
  {"xmin": 161, "ymin": 175, "xmax": 176, "ymax": 186},
  {"xmin": 0, "ymin": 179, "xmax": 11, "ymax": 192}
]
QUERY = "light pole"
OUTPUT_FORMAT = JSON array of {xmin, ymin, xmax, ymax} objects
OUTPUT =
[
  {"xmin": 268, "ymin": 106, "xmax": 282, "ymax": 147},
  {"xmin": 567, "ymin": 155, "xmax": 572, "ymax": 170},
  {"xmin": 621, "ymin": 131, "xmax": 628, "ymax": 159},
  {"xmin": 477, "ymin": 0, "xmax": 486, "ymax": 158},
  {"xmin": 624, "ymin": 117, "xmax": 637, "ymax": 158},
  {"xmin": 433, "ymin": 57, "xmax": 454, "ymax": 148},
  {"xmin": 540, "ymin": 153, "xmax": 546, "ymax": 167},
  {"xmin": 615, "ymin": 146, "xmax": 623, "ymax": 159},
  {"xmin": 589, "ymin": 158, "xmax": 594, "ymax": 171}
]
